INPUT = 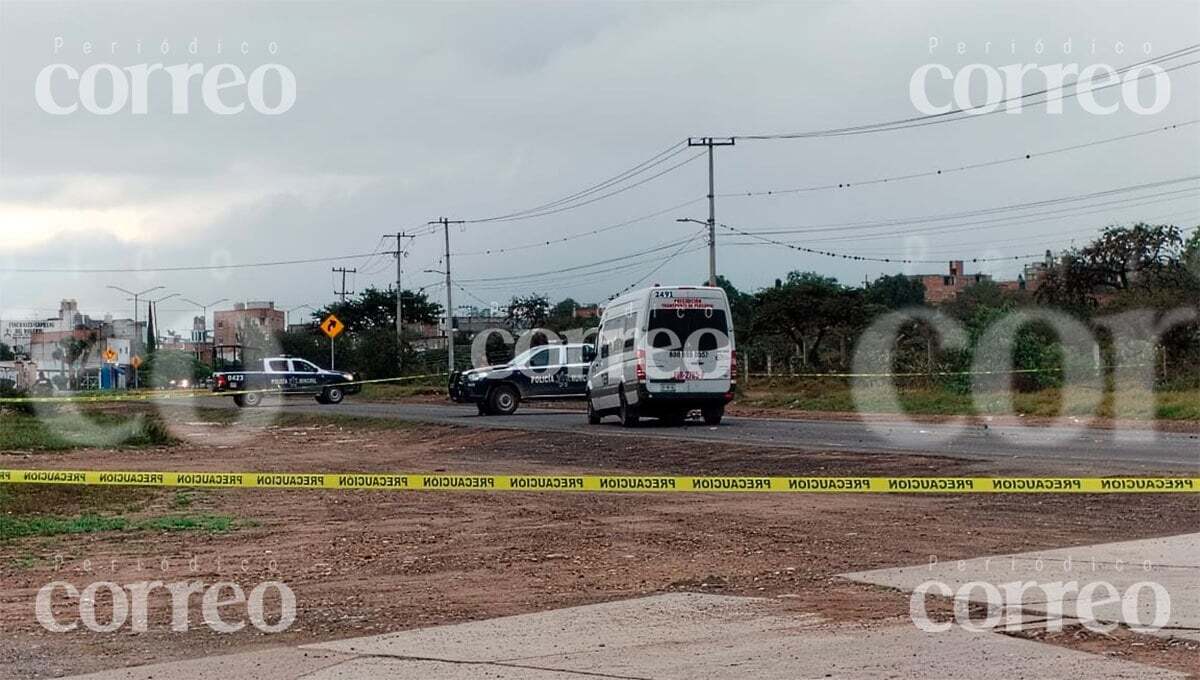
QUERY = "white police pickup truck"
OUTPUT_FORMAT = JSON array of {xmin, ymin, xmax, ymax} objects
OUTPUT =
[{"xmin": 212, "ymin": 356, "xmax": 360, "ymax": 407}]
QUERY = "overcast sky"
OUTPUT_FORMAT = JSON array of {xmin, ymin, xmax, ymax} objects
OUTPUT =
[{"xmin": 1, "ymin": 0, "xmax": 1197, "ymax": 332}]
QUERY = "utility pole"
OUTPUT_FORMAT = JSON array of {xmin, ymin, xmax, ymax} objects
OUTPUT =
[
  {"xmin": 428, "ymin": 218, "xmax": 465, "ymax": 376},
  {"xmin": 687, "ymin": 137, "xmax": 735, "ymax": 287},
  {"xmin": 383, "ymin": 232, "xmax": 415, "ymax": 374},
  {"xmin": 332, "ymin": 267, "xmax": 357, "ymax": 303}
]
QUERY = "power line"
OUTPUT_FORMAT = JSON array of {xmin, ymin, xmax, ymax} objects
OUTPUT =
[
  {"xmin": 455, "ymin": 197, "xmax": 706, "ymax": 256},
  {"xmin": 465, "ymin": 150, "xmax": 706, "ymax": 224},
  {"xmin": 722, "ymin": 119, "xmax": 1200, "ymax": 198},
  {"xmin": 734, "ymin": 43, "xmax": 1200, "ymax": 140},
  {"xmin": 458, "ymin": 231, "xmax": 707, "ymax": 285},
  {"xmin": 737, "ymin": 175, "xmax": 1200, "ymax": 238},
  {"xmin": 719, "ymin": 223, "xmax": 1042, "ymax": 265},
  {"xmin": 464, "ymin": 140, "xmax": 688, "ymax": 223},
  {"xmin": 609, "ymin": 233, "xmax": 707, "ymax": 299}
]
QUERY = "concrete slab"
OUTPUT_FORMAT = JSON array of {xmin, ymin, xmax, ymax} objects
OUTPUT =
[
  {"xmin": 843, "ymin": 533, "xmax": 1200, "ymax": 640},
  {"xmin": 304, "ymin": 593, "xmax": 1185, "ymax": 679},
  {"xmin": 67, "ymin": 647, "xmax": 358, "ymax": 680}
]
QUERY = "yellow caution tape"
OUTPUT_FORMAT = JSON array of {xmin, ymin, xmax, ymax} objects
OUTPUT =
[
  {"xmin": 0, "ymin": 374, "xmax": 443, "ymax": 404},
  {"xmin": 0, "ymin": 470, "xmax": 1195, "ymax": 493}
]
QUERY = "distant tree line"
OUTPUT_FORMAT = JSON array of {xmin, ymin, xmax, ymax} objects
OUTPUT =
[{"xmin": 251, "ymin": 223, "xmax": 1197, "ymax": 388}]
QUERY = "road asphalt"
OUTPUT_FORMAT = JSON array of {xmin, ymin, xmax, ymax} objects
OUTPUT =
[{"xmin": 235, "ymin": 399, "xmax": 1200, "ymax": 472}]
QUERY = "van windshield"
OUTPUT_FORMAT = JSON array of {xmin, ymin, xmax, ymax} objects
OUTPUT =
[{"xmin": 647, "ymin": 308, "xmax": 730, "ymax": 351}]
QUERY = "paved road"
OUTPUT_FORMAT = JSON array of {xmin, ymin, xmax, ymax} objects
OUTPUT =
[{"xmin": 264, "ymin": 400, "xmax": 1199, "ymax": 472}]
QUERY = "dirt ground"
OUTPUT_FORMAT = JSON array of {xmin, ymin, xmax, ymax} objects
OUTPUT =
[{"xmin": 0, "ymin": 414, "xmax": 1196, "ymax": 678}]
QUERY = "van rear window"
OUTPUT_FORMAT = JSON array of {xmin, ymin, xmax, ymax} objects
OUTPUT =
[{"xmin": 648, "ymin": 308, "xmax": 730, "ymax": 351}]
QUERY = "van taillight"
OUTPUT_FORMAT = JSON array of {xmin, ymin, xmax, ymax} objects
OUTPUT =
[
  {"xmin": 730, "ymin": 352, "xmax": 738, "ymax": 383},
  {"xmin": 216, "ymin": 375, "xmax": 228, "ymax": 388},
  {"xmin": 635, "ymin": 349, "xmax": 646, "ymax": 382}
]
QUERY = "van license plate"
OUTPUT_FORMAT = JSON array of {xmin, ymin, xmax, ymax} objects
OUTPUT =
[{"xmin": 659, "ymin": 383, "xmax": 675, "ymax": 392}]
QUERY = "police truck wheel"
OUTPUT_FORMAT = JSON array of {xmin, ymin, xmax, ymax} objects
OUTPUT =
[
  {"xmin": 586, "ymin": 397, "xmax": 601, "ymax": 424},
  {"xmin": 243, "ymin": 392, "xmax": 262, "ymax": 408},
  {"xmin": 489, "ymin": 385, "xmax": 520, "ymax": 416},
  {"xmin": 618, "ymin": 390, "xmax": 639, "ymax": 428},
  {"xmin": 701, "ymin": 404, "xmax": 724, "ymax": 425},
  {"xmin": 323, "ymin": 387, "xmax": 345, "ymax": 405}
]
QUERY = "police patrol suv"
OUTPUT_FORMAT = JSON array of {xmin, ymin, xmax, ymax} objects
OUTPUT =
[
  {"xmin": 212, "ymin": 356, "xmax": 361, "ymax": 407},
  {"xmin": 450, "ymin": 343, "xmax": 596, "ymax": 415},
  {"xmin": 587, "ymin": 285, "xmax": 735, "ymax": 426}
]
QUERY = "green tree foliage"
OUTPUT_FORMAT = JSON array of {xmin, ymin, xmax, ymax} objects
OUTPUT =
[
  {"xmin": 145, "ymin": 301, "xmax": 157, "ymax": 354},
  {"xmin": 505, "ymin": 294, "xmax": 550, "ymax": 328},
  {"xmin": 1037, "ymin": 223, "xmax": 1193, "ymax": 309},
  {"xmin": 314, "ymin": 286, "xmax": 441, "ymax": 331},
  {"xmin": 865, "ymin": 273, "xmax": 925, "ymax": 309},
  {"xmin": 0, "ymin": 343, "xmax": 13, "ymax": 361},
  {"xmin": 751, "ymin": 272, "xmax": 867, "ymax": 368},
  {"xmin": 142, "ymin": 349, "xmax": 211, "ymax": 387}
]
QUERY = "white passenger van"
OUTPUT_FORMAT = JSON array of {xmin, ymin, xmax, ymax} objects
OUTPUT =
[{"xmin": 586, "ymin": 285, "xmax": 736, "ymax": 427}]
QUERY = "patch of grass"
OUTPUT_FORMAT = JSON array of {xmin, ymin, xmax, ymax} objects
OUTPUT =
[
  {"xmin": 361, "ymin": 380, "xmax": 445, "ymax": 401},
  {"xmin": 179, "ymin": 407, "xmax": 427, "ymax": 431},
  {"xmin": 0, "ymin": 411, "xmax": 177, "ymax": 451},
  {"xmin": 738, "ymin": 378, "xmax": 1200, "ymax": 421},
  {"xmin": 0, "ymin": 484, "xmax": 158, "ymax": 516},
  {"xmin": 170, "ymin": 490, "xmax": 196, "ymax": 509},
  {"xmin": 0, "ymin": 513, "xmax": 238, "ymax": 541}
]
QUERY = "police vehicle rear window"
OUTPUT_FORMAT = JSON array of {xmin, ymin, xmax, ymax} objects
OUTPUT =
[{"xmin": 648, "ymin": 308, "xmax": 730, "ymax": 351}]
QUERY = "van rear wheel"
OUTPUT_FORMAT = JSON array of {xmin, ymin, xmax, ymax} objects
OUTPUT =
[
  {"xmin": 586, "ymin": 396, "xmax": 602, "ymax": 424},
  {"xmin": 701, "ymin": 404, "xmax": 724, "ymax": 425}
]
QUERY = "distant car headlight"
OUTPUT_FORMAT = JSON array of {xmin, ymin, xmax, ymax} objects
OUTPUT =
[
  {"xmin": 342, "ymin": 373, "xmax": 354, "ymax": 381},
  {"xmin": 467, "ymin": 372, "xmax": 484, "ymax": 382},
  {"xmin": 179, "ymin": 379, "xmax": 190, "ymax": 389}
]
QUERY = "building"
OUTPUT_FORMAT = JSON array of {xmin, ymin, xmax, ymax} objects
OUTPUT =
[
  {"xmin": 912, "ymin": 261, "xmax": 993, "ymax": 304},
  {"xmin": 573, "ymin": 305, "xmax": 601, "ymax": 319},
  {"xmin": 213, "ymin": 301, "xmax": 286, "ymax": 347},
  {"xmin": 0, "ymin": 299, "xmax": 91, "ymax": 354}
]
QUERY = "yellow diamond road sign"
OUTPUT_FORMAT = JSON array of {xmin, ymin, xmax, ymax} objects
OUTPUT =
[
  {"xmin": 103, "ymin": 347, "xmax": 118, "ymax": 363},
  {"xmin": 130, "ymin": 355, "xmax": 143, "ymax": 369},
  {"xmin": 321, "ymin": 314, "xmax": 345, "ymax": 339}
]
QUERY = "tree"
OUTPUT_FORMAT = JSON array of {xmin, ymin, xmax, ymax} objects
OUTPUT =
[
  {"xmin": 505, "ymin": 294, "xmax": 550, "ymax": 328},
  {"xmin": 751, "ymin": 272, "xmax": 866, "ymax": 368},
  {"xmin": 865, "ymin": 273, "xmax": 925, "ymax": 309},
  {"xmin": 1037, "ymin": 223, "xmax": 1191, "ymax": 308},
  {"xmin": 51, "ymin": 333, "xmax": 98, "ymax": 389},
  {"xmin": 314, "ymin": 286, "xmax": 442, "ymax": 332},
  {"xmin": 142, "ymin": 349, "xmax": 211, "ymax": 387},
  {"xmin": 145, "ymin": 301, "xmax": 157, "ymax": 354},
  {"xmin": 0, "ymin": 343, "xmax": 13, "ymax": 361},
  {"xmin": 1186, "ymin": 229, "xmax": 1200, "ymax": 276}
]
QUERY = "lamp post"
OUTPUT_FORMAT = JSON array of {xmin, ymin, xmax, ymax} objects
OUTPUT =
[
  {"xmin": 106, "ymin": 285, "xmax": 163, "ymax": 389},
  {"xmin": 149, "ymin": 293, "xmax": 179, "ymax": 347},
  {"xmin": 285, "ymin": 304, "xmax": 316, "ymax": 328},
  {"xmin": 676, "ymin": 218, "xmax": 716, "ymax": 286},
  {"xmin": 182, "ymin": 297, "xmax": 228, "ymax": 343}
]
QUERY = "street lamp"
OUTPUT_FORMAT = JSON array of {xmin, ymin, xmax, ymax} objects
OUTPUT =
[
  {"xmin": 676, "ymin": 218, "xmax": 716, "ymax": 286},
  {"xmin": 285, "ymin": 304, "xmax": 316, "ymax": 328},
  {"xmin": 182, "ymin": 297, "xmax": 229, "ymax": 342},
  {"xmin": 148, "ymin": 293, "xmax": 179, "ymax": 346},
  {"xmin": 106, "ymin": 285, "xmax": 163, "ymax": 388}
]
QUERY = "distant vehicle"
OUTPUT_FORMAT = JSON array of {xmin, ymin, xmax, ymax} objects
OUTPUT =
[
  {"xmin": 586, "ymin": 285, "xmax": 736, "ymax": 427},
  {"xmin": 450, "ymin": 343, "xmax": 596, "ymax": 415},
  {"xmin": 211, "ymin": 356, "xmax": 360, "ymax": 407}
]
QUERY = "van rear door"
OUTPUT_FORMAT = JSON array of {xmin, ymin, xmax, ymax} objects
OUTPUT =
[{"xmin": 644, "ymin": 289, "xmax": 732, "ymax": 395}]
